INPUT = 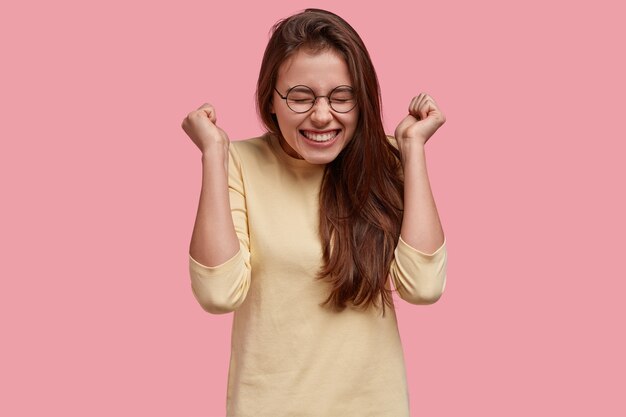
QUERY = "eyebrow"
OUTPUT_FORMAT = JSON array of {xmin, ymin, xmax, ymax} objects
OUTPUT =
[
  {"xmin": 289, "ymin": 85, "xmax": 313, "ymax": 91},
  {"xmin": 287, "ymin": 85, "xmax": 354, "ymax": 92}
]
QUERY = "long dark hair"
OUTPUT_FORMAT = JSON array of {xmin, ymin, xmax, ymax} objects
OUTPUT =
[{"xmin": 256, "ymin": 9, "xmax": 404, "ymax": 316}]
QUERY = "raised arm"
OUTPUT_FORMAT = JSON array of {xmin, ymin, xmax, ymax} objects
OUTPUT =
[
  {"xmin": 182, "ymin": 103, "xmax": 239, "ymax": 266},
  {"xmin": 182, "ymin": 103, "xmax": 250, "ymax": 313},
  {"xmin": 389, "ymin": 93, "xmax": 447, "ymax": 304},
  {"xmin": 394, "ymin": 93, "xmax": 446, "ymax": 254}
]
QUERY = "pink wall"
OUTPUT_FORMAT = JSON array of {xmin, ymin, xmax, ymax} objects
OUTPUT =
[{"xmin": 1, "ymin": 0, "xmax": 624, "ymax": 415}]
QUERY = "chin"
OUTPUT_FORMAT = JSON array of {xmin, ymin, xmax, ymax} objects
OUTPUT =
[{"xmin": 301, "ymin": 153, "xmax": 340, "ymax": 165}]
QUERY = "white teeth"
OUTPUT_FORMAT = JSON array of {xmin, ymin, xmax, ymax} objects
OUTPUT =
[{"xmin": 301, "ymin": 130, "xmax": 338, "ymax": 142}]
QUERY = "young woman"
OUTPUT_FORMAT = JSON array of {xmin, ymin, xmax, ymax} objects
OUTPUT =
[{"xmin": 182, "ymin": 8, "xmax": 447, "ymax": 417}]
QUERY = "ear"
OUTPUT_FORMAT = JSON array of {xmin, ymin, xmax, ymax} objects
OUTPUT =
[{"xmin": 270, "ymin": 98, "xmax": 275, "ymax": 114}]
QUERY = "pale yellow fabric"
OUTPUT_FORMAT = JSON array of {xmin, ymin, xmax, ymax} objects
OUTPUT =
[{"xmin": 189, "ymin": 133, "xmax": 447, "ymax": 417}]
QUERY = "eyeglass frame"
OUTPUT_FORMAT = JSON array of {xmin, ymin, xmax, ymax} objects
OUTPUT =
[{"xmin": 273, "ymin": 84, "xmax": 358, "ymax": 114}]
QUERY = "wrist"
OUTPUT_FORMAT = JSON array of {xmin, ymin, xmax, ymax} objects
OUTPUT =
[
  {"xmin": 399, "ymin": 141, "xmax": 426, "ymax": 164},
  {"xmin": 201, "ymin": 146, "xmax": 228, "ymax": 176},
  {"xmin": 201, "ymin": 143, "xmax": 228, "ymax": 161}
]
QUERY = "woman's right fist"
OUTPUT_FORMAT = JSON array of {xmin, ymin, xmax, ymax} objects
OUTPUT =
[{"xmin": 181, "ymin": 103, "xmax": 230, "ymax": 154}]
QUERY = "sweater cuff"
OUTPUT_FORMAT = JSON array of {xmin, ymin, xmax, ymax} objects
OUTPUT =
[
  {"xmin": 397, "ymin": 236, "xmax": 446, "ymax": 258},
  {"xmin": 189, "ymin": 248, "xmax": 243, "ymax": 274}
]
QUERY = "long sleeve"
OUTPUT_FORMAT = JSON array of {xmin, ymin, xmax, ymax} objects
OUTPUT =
[
  {"xmin": 389, "ymin": 236, "xmax": 447, "ymax": 305},
  {"xmin": 189, "ymin": 144, "xmax": 252, "ymax": 314}
]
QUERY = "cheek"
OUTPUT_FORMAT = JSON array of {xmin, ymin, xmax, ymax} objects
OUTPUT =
[
  {"xmin": 278, "ymin": 111, "xmax": 304, "ymax": 128},
  {"xmin": 347, "ymin": 114, "xmax": 359, "ymax": 132},
  {"xmin": 275, "ymin": 113, "xmax": 302, "ymax": 137}
]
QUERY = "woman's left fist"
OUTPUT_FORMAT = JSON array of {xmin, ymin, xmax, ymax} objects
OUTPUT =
[{"xmin": 394, "ymin": 93, "xmax": 446, "ymax": 146}]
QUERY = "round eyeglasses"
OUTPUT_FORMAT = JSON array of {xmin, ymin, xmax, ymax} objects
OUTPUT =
[{"xmin": 274, "ymin": 85, "xmax": 357, "ymax": 114}]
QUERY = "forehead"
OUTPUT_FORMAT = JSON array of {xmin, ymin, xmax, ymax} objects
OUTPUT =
[{"xmin": 277, "ymin": 47, "xmax": 352, "ymax": 90}]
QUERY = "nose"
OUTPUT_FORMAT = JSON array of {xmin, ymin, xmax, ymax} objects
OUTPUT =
[{"xmin": 309, "ymin": 97, "xmax": 333, "ymax": 125}]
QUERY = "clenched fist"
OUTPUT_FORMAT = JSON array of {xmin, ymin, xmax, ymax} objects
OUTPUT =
[
  {"xmin": 181, "ymin": 103, "xmax": 230, "ymax": 155},
  {"xmin": 394, "ymin": 93, "xmax": 445, "ymax": 148}
]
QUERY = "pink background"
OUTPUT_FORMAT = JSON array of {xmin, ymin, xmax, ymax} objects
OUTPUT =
[{"xmin": 1, "ymin": 0, "xmax": 624, "ymax": 415}]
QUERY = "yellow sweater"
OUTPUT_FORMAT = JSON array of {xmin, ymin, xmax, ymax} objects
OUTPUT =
[{"xmin": 189, "ymin": 133, "xmax": 447, "ymax": 417}]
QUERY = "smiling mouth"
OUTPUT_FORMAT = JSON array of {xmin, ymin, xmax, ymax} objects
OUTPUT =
[{"xmin": 300, "ymin": 129, "xmax": 340, "ymax": 142}]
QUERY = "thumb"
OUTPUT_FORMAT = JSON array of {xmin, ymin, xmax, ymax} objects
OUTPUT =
[{"xmin": 395, "ymin": 114, "xmax": 418, "ymax": 138}]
